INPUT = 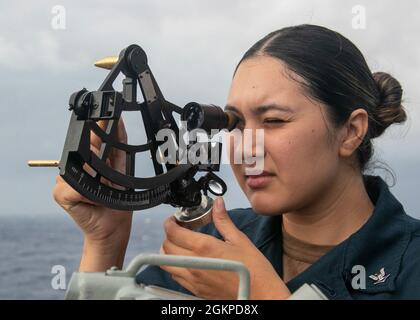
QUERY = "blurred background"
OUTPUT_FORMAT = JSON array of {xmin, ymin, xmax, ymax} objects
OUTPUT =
[{"xmin": 0, "ymin": 0, "xmax": 418, "ymax": 299}]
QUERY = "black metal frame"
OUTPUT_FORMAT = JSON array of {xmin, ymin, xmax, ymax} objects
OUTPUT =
[{"xmin": 59, "ymin": 44, "xmax": 227, "ymax": 211}]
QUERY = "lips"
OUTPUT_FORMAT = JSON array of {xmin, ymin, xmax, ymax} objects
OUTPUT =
[
  {"xmin": 244, "ymin": 169, "xmax": 274, "ymax": 176},
  {"xmin": 245, "ymin": 171, "xmax": 275, "ymax": 188}
]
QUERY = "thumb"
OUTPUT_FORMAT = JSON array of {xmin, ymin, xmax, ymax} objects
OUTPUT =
[{"xmin": 212, "ymin": 197, "xmax": 241, "ymax": 242}]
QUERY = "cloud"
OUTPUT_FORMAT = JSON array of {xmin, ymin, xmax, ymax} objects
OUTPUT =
[{"xmin": 0, "ymin": 0, "xmax": 418, "ymax": 218}]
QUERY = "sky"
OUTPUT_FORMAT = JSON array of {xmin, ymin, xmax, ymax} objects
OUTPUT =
[{"xmin": 0, "ymin": 0, "xmax": 419, "ymax": 219}]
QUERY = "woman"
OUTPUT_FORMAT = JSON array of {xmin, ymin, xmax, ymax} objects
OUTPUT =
[{"xmin": 53, "ymin": 24, "xmax": 420, "ymax": 299}]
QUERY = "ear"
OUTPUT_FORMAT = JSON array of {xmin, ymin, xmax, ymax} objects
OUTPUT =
[{"xmin": 339, "ymin": 108, "xmax": 369, "ymax": 158}]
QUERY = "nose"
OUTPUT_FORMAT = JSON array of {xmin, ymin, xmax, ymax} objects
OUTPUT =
[
  {"xmin": 226, "ymin": 122, "xmax": 266, "ymax": 169},
  {"xmin": 242, "ymin": 125, "xmax": 265, "ymax": 167},
  {"xmin": 242, "ymin": 124, "xmax": 265, "ymax": 155}
]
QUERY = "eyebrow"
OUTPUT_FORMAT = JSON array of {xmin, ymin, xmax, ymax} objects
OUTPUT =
[{"xmin": 224, "ymin": 103, "xmax": 294, "ymax": 116}]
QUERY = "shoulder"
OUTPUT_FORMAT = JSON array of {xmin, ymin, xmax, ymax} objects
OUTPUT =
[
  {"xmin": 401, "ymin": 213, "xmax": 420, "ymax": 263},
  {"xmin": 395, "ymin": 214, "xmax": 420, "ymax": 298}
]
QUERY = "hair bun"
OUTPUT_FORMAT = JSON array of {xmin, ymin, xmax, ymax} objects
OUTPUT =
[{"xmin": 371, "ymin": 72, "xmax": 407, "ymax": 137}]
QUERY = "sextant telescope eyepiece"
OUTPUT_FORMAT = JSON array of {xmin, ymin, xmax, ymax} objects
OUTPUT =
[{"xmin": 181, "ymin": 102, "xmax": 239, "ymax": 133}]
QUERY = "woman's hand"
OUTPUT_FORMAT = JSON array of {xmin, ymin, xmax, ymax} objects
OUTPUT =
[
  {"xmin": 52, "ymin": 119, "xmax": 133, "ymax": 271},
  {"xmin": 160, "ymin": 197, "xmax": 291, "ymax": 300}
]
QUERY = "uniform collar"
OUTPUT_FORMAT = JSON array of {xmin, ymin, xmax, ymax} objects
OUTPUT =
[{"xmin": 285, "ymin": 175, "xmax": 411, "ymax": 299}]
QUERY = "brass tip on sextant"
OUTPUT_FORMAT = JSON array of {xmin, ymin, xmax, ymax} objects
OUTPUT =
[
  {"xmin": 27, "ymin": 160, "xmax": 59, "ymax": 167},
  {"xmin": 94, "ymin": 56, "xmax": 119, "ymax": 70}
]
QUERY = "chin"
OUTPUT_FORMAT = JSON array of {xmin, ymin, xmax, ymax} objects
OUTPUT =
[{"xmin": 246, "ymin": 191, "xmax": 284, "ymax": 216}]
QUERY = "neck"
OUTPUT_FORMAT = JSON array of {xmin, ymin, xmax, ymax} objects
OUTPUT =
[{"xmin": 282, "ymin": 170, "xmax": 374, "ymax": 246}]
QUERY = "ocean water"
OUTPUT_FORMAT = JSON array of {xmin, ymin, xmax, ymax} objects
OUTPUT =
[{"xmin": 0, "ymin": 213, "xmax": 167, "ymax": 299}]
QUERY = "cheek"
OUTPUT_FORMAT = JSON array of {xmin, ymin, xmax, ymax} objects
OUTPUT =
[
  {"xmin": 267, "ymin": 128, "xmax": 337, "ymax": 185},
  {"xmin": 241, "ymin": 129, "xmax": 336, "ymax": 214}
]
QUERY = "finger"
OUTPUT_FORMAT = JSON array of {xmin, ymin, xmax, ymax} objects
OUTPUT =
[
  {"xmin": 159, "ymin": 238, "xmax": 196, "ymax": 278},
  {"xmin": 90, "ymin": 118, "xmax": 127, "ymax": 177},
  {"xmin": 53, "ymin": 176, "xmax": 98, "ymax": 208},
  {"xmin": 212, "ymin": 197, "xmax": 242, "ymax": 243},
  {"xmin": 116, "ymin": 117, "xmax": 127, "ymax": 144},
  {"xmin": 90, "ymin": 120, "xmax": 109, "ymax": 151},
  {"xmin": 162, "ymin": 238, "xmax": 194, "ymax": 256},
  {"xmin": 82, "ymin": 145, "xmax": 111, "ymax": 187},
  {"xmin": 97, "ymin": 117, "xmax": 126, "ymax": 148},
  {"xmin": 109, "ymin": 119, "xmax": 127, "ymax": 174},
  {"xmin": 55, "ymin": 175, "xmax": 98, "ymax": 206},
  {"xmin": 89, "ymin": 129, "xmax": 126, "ymax": 191},
  {"xmin": 83, "ymin": 144, "xmax": 99, "ymax": 176},
  {"xmin": 164, "ymin": 216, "xmax": 220, "ymax": 251},
  {"xmin": 53, "ymin": 176, "xmax": 82, "ymax": 205}
]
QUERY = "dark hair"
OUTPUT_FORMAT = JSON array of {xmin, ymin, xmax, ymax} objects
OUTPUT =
[{"xmin": 236, "ymin": 24, "xmax": 407, "ymax": 173}]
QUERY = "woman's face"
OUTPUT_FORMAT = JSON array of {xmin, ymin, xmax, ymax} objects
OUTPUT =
[{"xmin": 226, "ymin": 56, "xmax": 342, "ymax": 215}]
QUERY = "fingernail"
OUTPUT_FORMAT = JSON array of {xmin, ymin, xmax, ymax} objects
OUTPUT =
[{"xmin": 215, "ymin": 197, "xmax": 224, "ymax": 211}]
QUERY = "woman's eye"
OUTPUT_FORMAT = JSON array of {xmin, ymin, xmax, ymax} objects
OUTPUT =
[{"xmin": 263, "ymin": 118, "xmax": 285, "ymax": 124}]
